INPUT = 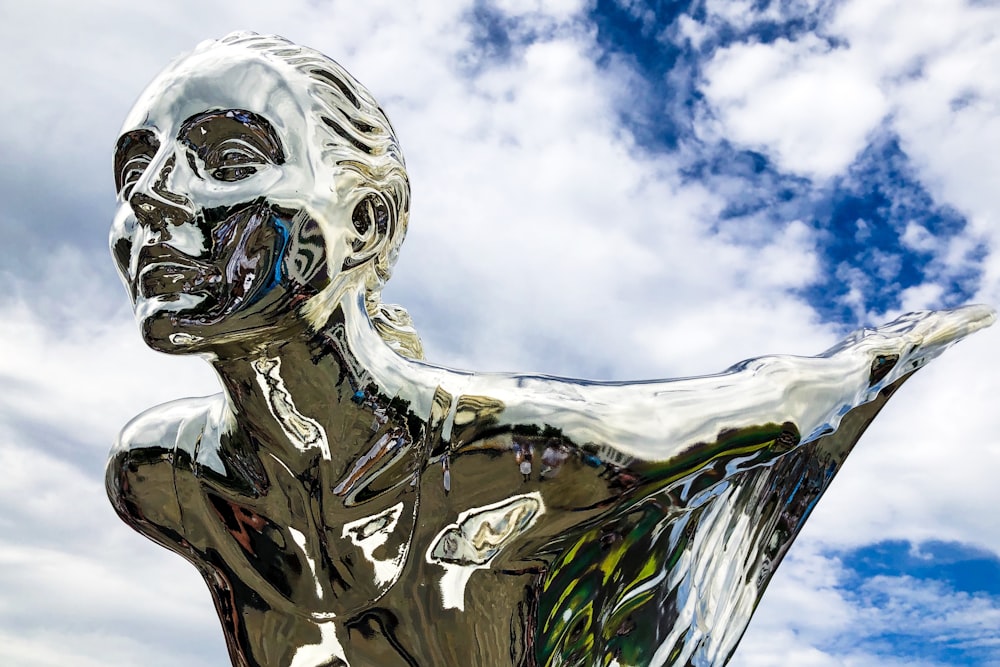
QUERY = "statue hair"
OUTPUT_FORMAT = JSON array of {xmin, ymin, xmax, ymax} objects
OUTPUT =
[{"xmin": 212, "ymin": 31, "xmax": 424, "ymax": 360}]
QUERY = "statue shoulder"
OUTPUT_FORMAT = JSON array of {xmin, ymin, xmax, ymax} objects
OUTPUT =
[
  {"xmin": 113, "ymin": 395, "xmax": 220, "ymax": 454},
  {"xmin": 106, "ymin": 395, "xmax": 222, "ymax": 537}
]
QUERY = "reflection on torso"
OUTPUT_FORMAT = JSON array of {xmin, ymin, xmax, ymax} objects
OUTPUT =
[{"xmin": 113, "ymin": 366, "xmax": 902, "ymax": 666}]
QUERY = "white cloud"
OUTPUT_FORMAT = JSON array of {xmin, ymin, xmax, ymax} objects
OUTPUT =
[
  {"xmin": 698, "ymin": 0, "xmax": 1000, "ymax": 200},
  {"xmin": 494, "ymin": 0, "xmax": 587, "ymax": 20},
  {"xmin": 901, "ymin": 222, "xmax": 938, "ymax": 254},
  {"xmin": 0, "ymin": 431, "xmax": 228, "ymax": 666},
  {"xmin": 898, "ymin": 282, "xmax": 945, "ymax": 312},
  {"xmin": 0, "ymin": 260, "xmax": 217, "ymax": 452},
  {"xmin": 0, "ymin": 630, "xmax": 216, "ymax": 667},
  {"xmin": 381, "ymin": 17, "xmax": 839, "ymax": 379},
  {"xmin": 702, "ymin": 35, "xmax": 888, "ymax": 179}
]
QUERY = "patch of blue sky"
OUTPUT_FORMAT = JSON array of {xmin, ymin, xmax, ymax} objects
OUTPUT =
[
  {"xmin": 461, "ymin": 0, "xmax": 519, "ymax": 68},
  {"xmin": 840, "ymin": 539, "xmax": 1000, "ymax": 597},
  {"xmin": 699, "ymin": 1, "xmax": 841, "ymax": 50},
  {"xmin": 799, "ymin": 132, "xmax": 983, "ymax": 324},
  {"xmin": 587, "ymin": 0, "xmax": 692, "ymax": 150},
  {"xmin": 583, "ymin": 0, "xmax": 838, "ymax": 148},
  {"xmin": 582, "ymin": 1, "xmax": 982, "ymax": 325},
  {"xmin": 459, "ymin": 0, "xmax": 571, "ymax": 73},
  {"xmin": 858, "ymin": 633, "xmax": 991, "ymax": 667},
  {"xmin": 680, "ymin": 144, "xmax": 815, "ymax": 224},
  {"xmin": 827, "ymin": 540, "xmax": 1000, "ymax": 665}
]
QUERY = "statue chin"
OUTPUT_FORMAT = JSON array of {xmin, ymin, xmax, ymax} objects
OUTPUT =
[{"xmin": 132, "ymin": 295, "xmax": 208, "ymax": 353}]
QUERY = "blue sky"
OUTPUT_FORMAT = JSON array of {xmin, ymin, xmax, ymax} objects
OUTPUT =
[{"xmin": 1, "ymin": 1, "xmax": 999, "ymax": 665}]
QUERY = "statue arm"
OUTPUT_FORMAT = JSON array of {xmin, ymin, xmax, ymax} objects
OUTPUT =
[{"xmin": 466, "ymin": 305, "xmax": 994, "ymax": 464}]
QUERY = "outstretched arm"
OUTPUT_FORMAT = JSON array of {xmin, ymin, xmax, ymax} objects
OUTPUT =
[
  {"xmin": 452, "ymin": 305, "xmax": 995, "ymax": 463},
  {"xmin": 713, "ymin": 304, "xmax": 997, "ymax": 447}
]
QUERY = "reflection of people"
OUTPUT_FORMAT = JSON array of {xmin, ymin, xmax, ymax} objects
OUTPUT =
[
  {"xmin": 371, "ymin": 406, "xmax": 389, "ymax": 432},
  {"xmin": 520, "ymin": 453, "xmax": 532, "ymax": 483},
  {"xmin": 106, "ymin": 32, "xmax": 994, "ymax": 667},
  {"xmin": 539, "ymin": 443, "xmax": 567, "ymax": 480},
  {"xmin": 441, "ymin": 456, "xmax": 451, "ymax": 496}
]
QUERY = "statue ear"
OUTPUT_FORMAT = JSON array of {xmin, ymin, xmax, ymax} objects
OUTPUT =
[{"xmin": 344, "ymin": 192, "xmax": 391, "ymax": 269}]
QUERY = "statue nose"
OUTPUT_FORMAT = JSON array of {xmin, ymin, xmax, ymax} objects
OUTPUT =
[
  {"xmin": 131, "ymin": 191, "xmax": 191, "ymax": 232},
  {"xmin": 129, "ymin": 154, "xmax": 195, "ymax": 231}
]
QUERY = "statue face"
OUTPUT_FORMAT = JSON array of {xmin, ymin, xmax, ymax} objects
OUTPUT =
[{"xmin": 110, "ymin": 47, "xmax": 350, "ymax": 354}]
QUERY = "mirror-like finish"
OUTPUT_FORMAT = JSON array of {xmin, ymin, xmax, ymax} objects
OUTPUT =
[{"xmin": 106, "ymin": 32, "xmax": 996, "ymax": 667}]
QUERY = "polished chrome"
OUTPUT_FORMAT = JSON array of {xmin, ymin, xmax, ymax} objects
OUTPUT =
[{"xmin": 106, "ymin": 32, "xmax": 996, "ymax": 667}]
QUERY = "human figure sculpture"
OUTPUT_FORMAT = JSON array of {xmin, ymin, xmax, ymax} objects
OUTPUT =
[{"xmin": 107, "ymin": 32, "xmax": 994, "ymax": 667}]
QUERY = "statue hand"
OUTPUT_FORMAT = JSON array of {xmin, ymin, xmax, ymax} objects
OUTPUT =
[{"xmin": 829, "ymin": 304, "xmax": 995, "ymax": 387}]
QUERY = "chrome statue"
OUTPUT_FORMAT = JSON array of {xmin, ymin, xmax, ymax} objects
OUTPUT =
[{"xmin": 106, "ymin": 32, "xmax": 995, "ymax": 667}]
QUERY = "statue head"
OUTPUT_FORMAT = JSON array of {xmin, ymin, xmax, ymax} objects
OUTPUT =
[{"xmin": 111, "ymin": 32, "xmax": 421, "ymax": 358}]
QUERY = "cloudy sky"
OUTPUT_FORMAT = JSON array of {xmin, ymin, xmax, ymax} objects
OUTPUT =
[{"xmin": 2, "ymin": 0, "xmax": 999, "ymax": 665}]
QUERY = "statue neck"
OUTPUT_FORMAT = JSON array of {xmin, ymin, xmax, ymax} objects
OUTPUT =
[{"xmin": 207, "ymin": 288, "xmax": 443, "ymax": 481}]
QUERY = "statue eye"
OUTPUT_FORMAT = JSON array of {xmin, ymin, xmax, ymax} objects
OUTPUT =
[
  {"xmin": 204, "ymin": 140, "xmax": 268, "ymax": 182},
  {"xmin": 179, "ymin": 109, "xmax": 285, "ymax": 183},
  {"xmin": 114, "ymin": 130, "xmax": 159, "ymax": 199},
  {"xmin": 119, "ymin": 154, "xmax": 153, "ymax": 198}
]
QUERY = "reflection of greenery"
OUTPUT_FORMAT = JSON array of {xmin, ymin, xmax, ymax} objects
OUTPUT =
[
  {"xmin": 537, "ymin": 500, "xmax": 687, "ymax": 666},
  {"xmin": 535, "ymin": 423, "xmax": 800, "ymax": 665},
  {"xmin": 632, "ymin": 423, "xmax": 795, "ymax": 501},
  {"xmin": 511, "ymin": 423, "xmax": 566, "ymax": 440},
  {"xmin": 530, "ymin": 411, "xmax": 870, "ymax": 667},
  {"xmin": 406, "ymin": 412, "xmax": 423, "ymax": 441},
  {"xmin": 541, "ymin": 424, "xmax": 564, "ymax": 440},
  {"xmin": 387, "ymin": 395, "xmax": 410, "ymax": 416}
]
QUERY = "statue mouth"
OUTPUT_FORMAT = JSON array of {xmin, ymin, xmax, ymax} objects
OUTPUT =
[{"xmin": 137, "ymin": 260, "xmax": 221, "ymax": 299}]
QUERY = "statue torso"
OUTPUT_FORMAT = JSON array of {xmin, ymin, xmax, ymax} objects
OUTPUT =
[
  {"xmin": 109, "ymin": 393, "xmax": 615, "ymax": 665},
  {"xmin": 108, "ymin": 372, "xmax": 905, "ymax": 667}
]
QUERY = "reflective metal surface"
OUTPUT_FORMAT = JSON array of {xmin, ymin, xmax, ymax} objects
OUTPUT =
[{"xmin": 106, "ymin": 32, "xmax": 996, "ymax": 667}]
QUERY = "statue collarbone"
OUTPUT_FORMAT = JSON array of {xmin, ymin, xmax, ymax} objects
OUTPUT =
[{"xmin": 107, "ymin": 31, "xmax": 995, "ymax": 667}]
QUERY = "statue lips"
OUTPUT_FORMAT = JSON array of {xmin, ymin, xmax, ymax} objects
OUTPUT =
[
  {"xmin": 138, "ymin": 262, "xmax": 220, "ymax": 299},
  {"xmin": 134, "ymin": 247, "xmax": 220, "ymax": 301}
]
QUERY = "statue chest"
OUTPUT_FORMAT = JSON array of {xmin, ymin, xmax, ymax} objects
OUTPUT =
[{"xmin": 172, "ymin": 454, "xmax": 420, "ymax": 619}]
